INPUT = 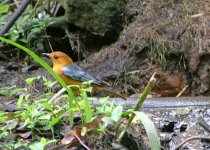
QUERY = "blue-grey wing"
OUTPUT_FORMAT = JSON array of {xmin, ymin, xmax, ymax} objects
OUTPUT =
[{"xmin": 62, "ymin": 64, "xmax": 101, "ymax": 86}]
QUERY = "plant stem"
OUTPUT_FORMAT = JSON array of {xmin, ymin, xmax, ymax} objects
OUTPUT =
[{"xmin": 117, "ymin": 73, "xmax": 156, "ymax": 142}]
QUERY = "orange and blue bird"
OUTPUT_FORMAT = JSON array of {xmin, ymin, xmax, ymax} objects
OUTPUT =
[{"xmin": 41, "ymin": 51, "xmax": 126, "ymax": 99}]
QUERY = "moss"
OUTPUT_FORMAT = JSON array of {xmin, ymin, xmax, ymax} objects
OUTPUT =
[{"xmin": 60, "ymin": 0, "xmax": 126, "ymax": 36}]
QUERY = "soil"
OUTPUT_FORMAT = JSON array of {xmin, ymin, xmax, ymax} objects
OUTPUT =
[{"xmin": 79, "ymin": 0, "xmax": 210, "ymax": 97}]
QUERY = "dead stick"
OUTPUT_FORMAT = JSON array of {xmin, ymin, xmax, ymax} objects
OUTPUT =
[
  {"xmin": 176, "ymin": 85, "xmax": 188, "ymax": 97},
  {"xmin": 73, "ymin": 131, "xmax": 91, "ymax": 150},
  {"xmin": 173, "ymin": 136, "xmax": 210, "ymax": 150},
  {"xmin": 0, "ymin": 0, "xmax": 31, "ymax": 36},
  {"xmin": 198, "ymin": 117, "xmax": 210, "ymax": 133}
]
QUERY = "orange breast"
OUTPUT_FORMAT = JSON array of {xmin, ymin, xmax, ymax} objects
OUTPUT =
[{"xmin": 53, "ymin": 65, "xmax": 85, "ymax": 87}]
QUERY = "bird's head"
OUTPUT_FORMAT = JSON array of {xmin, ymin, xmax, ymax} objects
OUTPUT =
[{"xmin": 41, "ymin": 51, "xmax": 73, "ymax": 67}]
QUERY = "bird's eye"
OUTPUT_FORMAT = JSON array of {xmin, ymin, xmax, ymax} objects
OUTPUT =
[{"xmin": 54, "ymin": 55, "xmax": 58, "ymax": 59}]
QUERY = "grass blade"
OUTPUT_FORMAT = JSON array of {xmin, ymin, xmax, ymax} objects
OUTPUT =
[{"xmin": 0, "ymin": 36, "xmax": 75, "ymax": 124}]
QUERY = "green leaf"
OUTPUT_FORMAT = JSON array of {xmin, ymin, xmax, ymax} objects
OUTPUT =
[
  {"xmin": 102, "ymin": 116, "xmax": 114, "ymax": 125},
  {"xmin": 81, "ymin": 127, "xmax": 87, "ymax": 136},
  {"xmin": 49, "ymin": 117, "xmax": 60, "ymax": 126},
  {"xmin": 40, "ymin": 137, "xmax": 47, "ymax": 146},
  {"xmin": 80, "ymin": 90, "xmax": 92, "ymax": 122},
  {"xmin": 9, "ymin": 88, "xmax": 27, "ymax": 97},
  {"xmin": 25, "ymin": 77, "xmax": 36, "ymax": 84},
  {"xmin": 111, "ymin": 105, "xmax": 123, "ymax": 122},
  {"xmin": 25, "ymin": 93, "xmax": 30, "ymax": 101},
  {"xmin": 0, "ymin": 37, "xmax": 76, "ymax": 124},
  {"xmin": 0, "ymin": 111, "xmax": 7, "ymax": 122},
  {"xmin": 38, "ymin": 114, "xmax": 51, "ymax": 120},
  {"xmin": 0, "ymin": 87, "xmax": 8, "ymax": 95},
  {"xmin": 83, "ymin": 86, "xmax": 93, "ymax": 92},
  {"xmin": 99, "ymin": 96, "xmax": 109, "ymax": 104},
  {"xmin": 17, "ymin": 95, "xmax": 24, "ymax": 108},
  {"xmin": 134, "ymin": 111, "xmax": 160, "ymax": 150},
  {"xmin": 46, "ymin": 139, "xmax": 57, "ymax": 145},
  {"xmin": 44, "ymin": 102, "xmax": 53, "ymax": 111},
  {"xmin": 82, "ymin": 80, "xmax": 93, "ymax": 85},
  {"xmin": 0, "ymin": 4, "xmax": 9, "ymax": 14},
  {"xmin": 29, "ymin": 142, "xmax": 44, "ymax": 150},
  {"xmin": 7, "ymin": 120, "xmax": 18, "ymax": 130},
  {"xmin": 97, "ymin": 123, "xmax": 105, "ymax": 133}
]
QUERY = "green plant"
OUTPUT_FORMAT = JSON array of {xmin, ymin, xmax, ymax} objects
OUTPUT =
[
  {"xmin": 117, "ymin": 73, "xmax": 160, "ymax": 150},
  {"xmin": 0, "ymin": 86, "xmax": 27, "ymax": 98},
  {"xmin": 0, "ymin": 2, "xmax": 9, "ymax": 14},
  {"xmin": 0, "ymin": 37, "xmax": 160, "ymax": 149},
  {"xmin": 0, "ymin": 36, "xmax": 76, "ymax": 124}
]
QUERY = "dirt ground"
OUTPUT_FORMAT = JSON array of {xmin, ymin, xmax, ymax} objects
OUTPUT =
[{"xmin": 79, "ymin": 0, "xmax": 210, "ymax": 97}]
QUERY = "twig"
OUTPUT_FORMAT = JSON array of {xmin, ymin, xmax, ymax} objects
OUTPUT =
[
  {"xmin": 176, "ymin": 85, "xmax": 188, "ymax": 97},
  {"xmin": 198, "ymin": 117, "xmax": 210, "ymax": 133},
  {"xmin": 114, "ymin": 118, "xmax": 127, "ymax": 140},
  {"xmin": 172, "ymin": 136, "xmax": 210, "ymax": 150},
  {"xmin": 14, "ymin": 0, "xmax": 21, "ymax": 7},
  {"xmin": 73, "ymin": 131, "xmax": 91, "ymax": 150},
  {"xmin": 44, "ymin": 29, "xmax": 53, "ymax": 52},
  {"xmin": 24, "ymin": 0, "xmax": 42, "ymax": 25},
  {"xmin": 117, "ymin": 72, "xmax": 156, "ymax": 142},
  {"xmin": 0, "ymin": 0, "xmax": 32, "ymax": 36}
]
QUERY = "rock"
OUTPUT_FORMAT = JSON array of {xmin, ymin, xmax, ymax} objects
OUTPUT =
[{"xmin": 59, "ymin": 0, "xmax": 126, "ymax": 36}]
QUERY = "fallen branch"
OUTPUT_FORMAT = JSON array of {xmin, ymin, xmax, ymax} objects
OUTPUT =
[
  {"xmin": 176, "ymin": 85, "xmax": 188, "ymax": 97},
  {"xmin": 173, "ymin": 136, "xmax": 210, "ymax": 150},
  {"xmin": 198, "ymin": 117, "xmax": 210, "ymax": 133},
  {"xmin": 89, "ymin": 96, "xmax": 210, "ymax": 109},
  {"xmin": 0, "ymin": 0, "xmax": 32, "ymax": 36}
]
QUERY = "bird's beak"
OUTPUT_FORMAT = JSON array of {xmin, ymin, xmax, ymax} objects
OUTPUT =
[{"xmin": 41, "ymin": 53, "xmax": 50, "ymax": 58}]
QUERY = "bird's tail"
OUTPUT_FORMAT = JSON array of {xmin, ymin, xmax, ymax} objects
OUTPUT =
[{"xmin": 99, "ymin": 87, "xmax": 127, "ymax": 100}]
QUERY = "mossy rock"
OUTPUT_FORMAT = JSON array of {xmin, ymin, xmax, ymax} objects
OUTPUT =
[{"xmin": 59, "ymin": 0, "xmax": 126, "ymax": 36}]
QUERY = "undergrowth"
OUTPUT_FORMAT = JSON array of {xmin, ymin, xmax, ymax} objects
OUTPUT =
[{"xmin": 0, "ymin": 37, "xmax": 160, "ymax": 149}]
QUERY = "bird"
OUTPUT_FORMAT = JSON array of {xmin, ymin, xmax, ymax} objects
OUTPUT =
[{"xmin": 41, "ymin": 51, "xmax": 126, "ymax": 99}]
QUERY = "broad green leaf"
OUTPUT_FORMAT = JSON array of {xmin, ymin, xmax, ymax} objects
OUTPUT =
[
  {"xmin": 102, "ymin": 116, "xmax": 114, "ymax": 125},
  {"xmin": 134, "ymin": 111, "xmax": 160, "ymax": 150},
  {"xmin": 29, "ymin": 142, "xmax": 44, "ymax": 150},
  {"xmin": 111, "ymin": 105, "xmax": 123, "ymax": 122}
]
